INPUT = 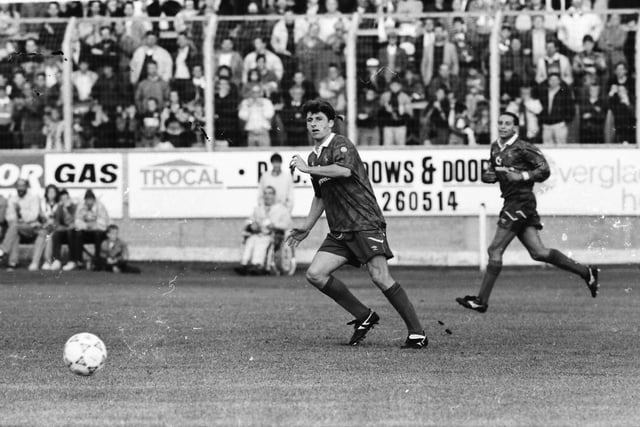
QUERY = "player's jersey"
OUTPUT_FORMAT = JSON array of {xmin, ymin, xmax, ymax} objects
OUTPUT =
[
  {"xmin": 308, "ymin": 133, "xmax": 386, "ymax": 232},
  {"xmin": 488, "ymin": 136, "xmax": 550, "ymax": 200}
]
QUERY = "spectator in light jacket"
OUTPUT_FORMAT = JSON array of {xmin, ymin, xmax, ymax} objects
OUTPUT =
[
  {"xmin": 129, "ymin": 31, "xmax": 173, "ymax": 85},
  {"xmin": 238, "ymin": 84, "xmax": 275, "ymax": 147}
]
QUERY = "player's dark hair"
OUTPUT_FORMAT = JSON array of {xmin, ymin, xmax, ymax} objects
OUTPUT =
[
  {"xmin": 270, "ymin": 153, "xmax": 282, "ymax": 163},
  {"xmin": 499, "ymin": 111, "xmax": 520, "ymax": 127},
  {"xmin": 302, "ymin": 100, "xmax": 336, "ymax": 121}
]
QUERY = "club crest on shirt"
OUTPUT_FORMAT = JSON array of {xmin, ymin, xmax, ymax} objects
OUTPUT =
[
  {"xmin": 495, "ymin": 156, "xmax": 503, "ymax": 166},
  {"xmin": 340, "ymin": 147, "xmax": 347, "ymax": 153}
]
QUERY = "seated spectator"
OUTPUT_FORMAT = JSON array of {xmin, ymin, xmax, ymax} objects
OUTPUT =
[
  {"xmin": 0, "ymin": 179, "xmax": 45, "ymax": 271},
  {"xmin": 579, "ymin": 84, "xmax": 606, "ymax": 143},
  {"xmin": 506, "ymin": 84, "xmax": 543, "ymax": 144},
  {"xmin": 379, "ymin": 77, "xmax": 412, "ymax": 146},
  {"xmin": 258, "ymin": 153, "xmax": 294, "ymax": 212},
  {"xmin": 49, "ymin": 189, "xmax": 77, "ymax": 271},
  {"xmin": 538, "ymin": 73, "xmax": 575, "ymax": 145},
  {"xmin": 278, "ymin": 85, "xmax": 308, "ymax": 146},
  {"xmin": 138, "ymin": 97, "xmax": 162, "ymax": 147},
  {"xmin": 135, "ymin": 60, "xmax": 170, "ymax": 112},
  {"xmin": 214, "ymin": 77, "xmax": 240, "ymax": 147},
  {"xmin": 357, "ymin": 87, "xmax": 381, "ymax": 146},
  {"xmin": 317, "ymin": 63, "xmax": 346, "ymax": 114},
  {"xmin": 96, "ymin": 224, "xmax": 140, "ymax": 273},
  {"xmin": 234, "ymin": 186, "xmax": 292, "ymax": 276},
  {"xmin": 242, "ymin": 36, "xmax": 284, "ymax": 84},
  {"xmin": 63, "ymin": 189, "xmax": 109, "ymax": 271},
  {"xmin": 43, "ymin": 107, "xmax": 65, "ymax": 151},
  {"xmin": 130, "ymin": 31, "xmax": 173, "ymax": 85},
  {"xmin": 36, "ymin": 184, "xmax": 60, "ymax": 270},
  {"xmin": 238, "ymin": 83, "xmax": 275, "ymax": 147},
  {"xmin": 535, "ymin": 39, "xmax": 573, "ymax": 87}
]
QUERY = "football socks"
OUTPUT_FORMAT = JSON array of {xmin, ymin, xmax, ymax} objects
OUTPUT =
[
  {"xmin": 320, "ymin": 275, "xmax": 370, "ymax": 319},
  {"xmin": 478, "ymin": 260, "xmax": 502, "ymax": 305},
  {"xmin": 548, "ymin": 249, "xmax": 590, "ymax": 280},
  {"xmin": 383, "ymin": 282, "xmax": 423, "ymax": 335}
]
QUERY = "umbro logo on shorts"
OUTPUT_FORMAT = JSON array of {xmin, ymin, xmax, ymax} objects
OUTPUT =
[{"xmin": 367, "ymin": 237, "xmax": 384, "ymax": 243}]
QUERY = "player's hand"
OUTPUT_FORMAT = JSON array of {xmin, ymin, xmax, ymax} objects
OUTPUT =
[
  {"xmin": 286, "ymin": 228, "xmax": 310, "ymax": 248},
  {"xmin": 289, "ymin": 155, "xmax": 309, "ymax": 174},
  {"xmin": 481, "ymin": 169, "xmax": 498, "ymax": 183},
  {"xmin": 496, "ymin": 166, "xmax": 523, "ymax": 182}
]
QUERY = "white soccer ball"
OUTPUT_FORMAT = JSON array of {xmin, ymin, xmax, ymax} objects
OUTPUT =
[{"xmin": 63, "ymin": 332, "xmax": 107, "ymax": 376}]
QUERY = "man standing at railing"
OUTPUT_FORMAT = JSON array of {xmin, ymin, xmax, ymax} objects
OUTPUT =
[{"xmin": 456, "ymin": 112, "xmax": 599, "ymax": 315}]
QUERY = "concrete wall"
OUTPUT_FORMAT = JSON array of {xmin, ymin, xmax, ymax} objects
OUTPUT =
[{"xmin": 120, "ymin": 214, "xmax": 640, "ymax": 267}]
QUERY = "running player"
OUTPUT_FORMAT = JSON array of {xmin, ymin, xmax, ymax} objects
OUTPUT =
[
  {"xmin": 286, "ymin": 100, "xmax": 427, "ymax": 348},
  {"xmin": 456, "ymin": 112, "xmax": 599, "ymax": 313}
]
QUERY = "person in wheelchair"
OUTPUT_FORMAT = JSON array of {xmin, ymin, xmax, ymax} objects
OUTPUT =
[{"xmin": 234, "ymin": 186, "xmax": 292, "ymax": 276}]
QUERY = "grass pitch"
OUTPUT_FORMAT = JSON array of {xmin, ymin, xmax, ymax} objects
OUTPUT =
[{"xmin": 1, "ymin": 263, "xmax": 639, "ymax": 426}]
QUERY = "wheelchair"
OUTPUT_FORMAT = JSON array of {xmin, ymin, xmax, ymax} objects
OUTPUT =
[{"xmin": 239, "ymin": 227, "xmax": 296, "ymax": 276}]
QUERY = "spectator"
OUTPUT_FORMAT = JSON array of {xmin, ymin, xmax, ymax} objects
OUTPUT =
[
  {"xmin": 86, "ymin": 101, "xmax": 113, "ymax": 148},
  {"xmin": 573, "ymin": 35, "xmax": 608, "ymax": 87},
  {"xmin": 557, "ymin": 0, "xmax": 604, "ymax": 54},
  {"xmin": 214, "ymin": 37, "xmax": 244, "ymax": 89},
  {"xmin": 502, "ymin": 37, "xmax": 534, "ymax": 85},
  {"xmin": 43, "ymin": 107, "xmax": 64, "ymax": 151},
  {"xmin": 234, "ymin": 2, "xmax": 273, "ymax": 57},
  {"xmin": 318, "ymin": 0, "xmax": 346, "ymax": 42},
  {"xmin": 270, "ymin": 9, "xmax": 302, "ymax": 82},
  {"xmin": 472, "ymin": 100, "xmax": 491, "ymax": 145},
  {"xmin": 130, "ymin": 31, "xmax": 173, "ymax": 85},
  {"xmin": 114, "ymin": 104, "xmax": 138, "ymax": 148},
  {"xmin": 450, "ymin": 17, "xmax": 475, "ymax": 77},
  {"xmin": 427, "ymin": 64, "xmax": 461, "ymax": 102},
  {"xmin": 279, "ymin": 85, "xmax": 308, "ymax": 146},
  {"xmin": 214, "ymin": 77, "xmax": 240, "ymax": 147},
  {"xmin": 49, "ymin": 189, "xmax": 77, "ymax": 271},
  {"xmin": 162, "ymin": 116, "xmax": 194, "ymax": 148},
  {"xmin": 379, "ymin": 77, "xmax": 412, "ymax": 146},
  {"xmin": 377, "ymin": 30, "xmax": 409, "ymax": 85},
  {"xmin": 234, "ymin": 185, "xmax": 292, "ymax": 276},
  {"xmin": 538, "ymin": 73, "xmax": 575, "ymax": 145},
  {"xmin": 0, "ymin": 179, "xmax": 44, "ymax": 271},
  {"xmin": 96, "ymin": 224, "xmax": 140, "ymax": 273},
  {"xmin": 36, "ymin": 184, "xmax": 59, "ymax": 270},
  {"xmin": 357, "ymin": 87, "xmax": 381, "ymax": 146},
  {"xmin": 464, "ymin": 83, "xmax": 487, "ymax": 124},
  {"xmin": 284, "ymin": 70, "xmax": 318, "ymax": 103},
  {"xmin": 524, "ymin": 14, "xmax": 550, "ymax": 67},
  {"xmin": 135, "ymin": 60, "xmax": 170, "ymax": 112},
  {"xmin": 599, "ymin": 14, "xmax": 628, "ymax": 70},
  {"xmin": 608, "ymin": 66, "xmax": 635, "ymax": 144},
  {"xmin": 20, "ymin": 82, "xmax": 46, "ymax": 148},
  {"xmin": 175, "ymin": 0, "xmax": 199, "ymax": 37},
  {"xmin": 243, "ymin": 37, "xmax": 284, "ymax": 84},
  {"xmin": 359, "ymin": 57, "xmax": 386, "ymax": 94},
  {"xmin": 238, "ymin": 83, "xmax": 275, "ymax": 147},
  {"xmin": 420, "ymin": 22, "xmax": 459, "ymax": 87},
  {"xmin": 20, "ymin": 38, "xmax": 44, "ymax": 79},
  {"xmin": 535, "ymin": 39, "xmax": 573, "ymax": 86},
  {"xmin": 295, "ymin": 22, "xmax": 328, "ymax": 87},
  {"xmin": 0, "ymin": 84, "xmax": 13, "ymax": 145},
  {"xmin": 579, "ymin": 84, "xmax": 606, "ymax": 143},
  {"xmin": 506, "ymin": 84, "xmax": 544, "ymax": 144},
  {"xmin": 92, "ymin": 64, "xmax": 131, "ymax": 117},
  {"xmin": 258, "ymin": 153, "xmax": 294, "ymax": 212},
  {"xmin": 499, "ymin": 67, "xmax": 524, "ymax": 109},
  {"xmin": 414, "ymin": 17, "xmax": 436, "ymax": 74},
  {"xmin": 317, "ymin": 63, "xmax": 346, "ymax": 114},
  {"xmin": 421, "ymin": 87, "xmax": 450, "ymax": 145},
  {"xmin": 63, "ymin": 189, "xmax": 109, "ymax": 271},
  {"xmin": 448, "ymin": 102, "xmax": 476, "ymax": 145},
  {"xmin": 38, "ymin": 2, "xmax": 65, "ymax": 53},
  {"xmin": 254, "ymin": 54, "xmax": 280, "ymax": 99},
  {"xmin": 90, "ymin": 25, "xmax": 120, "ymax": 71},
  {"xmin": 138, "ymin": 97, "xmax": 162, "ymax": 147},
  {"xmin": 116, "ymin": 1, "xmax": 151, "ymax": 66},
  {"xmin": 71, "ymin": 59, "xmax": 99, "ymax": 107},
  {"xmin": 172, "ymin": 32, "xmax": 200, "ymax": 101}
]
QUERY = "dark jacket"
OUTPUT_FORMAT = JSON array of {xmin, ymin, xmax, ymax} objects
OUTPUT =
[{"xmin": 537, "ymin": 83, "xmax": 575, "ymax": 125}]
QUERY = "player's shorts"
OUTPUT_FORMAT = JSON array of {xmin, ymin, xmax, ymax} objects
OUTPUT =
[
  {"xmin": 497, "ymin": 196, "xmax": 542, "ymax": 233},
  {"xmin": 318, "ymin": 229, "xmax": 394, "ymax": 267}
]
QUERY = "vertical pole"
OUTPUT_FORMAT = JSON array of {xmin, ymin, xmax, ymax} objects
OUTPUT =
[
  {"xmin": 479, "ymin": 203, "xmax": 487, "ymax": 272},
  {"xmin": 346, "ymin": 12, "xmax": 360, "ymax": 143},
  {"xmin": 203, "ymin": 14, "xmax": 218, "ymax": 151},
  {"xmin": 62, "ymin": 17, "xmax": 76, "ymax": 152},
  {"xmin": 489, "ymin": 11, "xmax": 503, "ymax": 143},
  {"xmin": 636, "ymin": 12, "xmax": 640, "ymax": 147}
]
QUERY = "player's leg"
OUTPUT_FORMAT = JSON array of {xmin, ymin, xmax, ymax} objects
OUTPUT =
[
  {"xmin": 518, "ymin": 227, "xmax": 599, "ymax": 297},
  {"xmin": 366, "ymin": 256, "xmax": 427, "ymax": 348},
  {"xmin": 457, "ymin": 226, "xmax": 518, "ymax": 312},
  {"xmin": 306, "ymin": 250, "xmax": 370, "ymax": 319}
]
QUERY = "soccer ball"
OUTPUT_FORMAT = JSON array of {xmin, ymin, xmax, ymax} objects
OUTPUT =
[{"xmin": 63, "ymin": 333, "xmax": 107, "ymax": 376}]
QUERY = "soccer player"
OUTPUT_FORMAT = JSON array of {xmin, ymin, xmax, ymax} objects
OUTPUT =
[
  {"xmin": 286, "ymin": 100, "xmax": 427, "ymax": 349},
  {"xmin": 456, "ymin": 112, "xmax": 599, "ymax": 314}
]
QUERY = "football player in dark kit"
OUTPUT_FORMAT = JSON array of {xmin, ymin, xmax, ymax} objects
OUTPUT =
[
  {"xmin": 286, "ymin": 100, "xmax": 427, "ymax": 349},
  {"xmin": 457, "ymin": 112, "xmax": 600, "ymax": 313}
]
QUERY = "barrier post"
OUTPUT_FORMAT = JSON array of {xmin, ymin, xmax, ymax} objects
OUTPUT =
[
  {"xmin": 61, "ymin": 17, "xmax": 76, "ymax": 152},
  {"xmin": 479, "ymin": 203, "xmax": 487, "ymax": 272},
  {"xmin": 203, "ymin": 14, "xmax": 218, "ymax": 151},
  {"xmin": 346, "ymin": 12, "xmax": 360, "ymax": 143},
  {"xmin": 636, "ymin": 12, "xmax": 640, "ymax": 147},
  {"xmin": 489, "ymin": 11, "xmax": 503, "ymax": 143}
]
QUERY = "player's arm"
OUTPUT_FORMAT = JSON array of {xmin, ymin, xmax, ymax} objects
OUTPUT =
[
  {"xmin": 481, "ymin": 162, "xmax": 498, "ymax": 183},
  {"xmin": 290, "ymin": 155, "xmax": 351, "ymax": 178},
  {"xmin": 286, "ymin": 196, "xmax": 324, "ymax": 248},
  {"xmin": 523, "ymin": 145, "xmax": 551, "ymax": 182}
]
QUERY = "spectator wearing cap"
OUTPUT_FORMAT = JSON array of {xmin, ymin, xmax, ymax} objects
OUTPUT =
[
  {"xmin": 238, "ymin": 83, "xmax": 275, "ymax": 147},
  {"xmin": 379, "ymin": 77, "xmax": 412, "ymax": 145},
  {"xmin": 538, "ymin": 73, "xmax": 575, "ymax": 144},
  {"xmin": 63, "ymin": 189, "xmax": 109, "ymax": 271},
  {"xmin": 420, "ymin": 21, "xmax": 459, "ymax": 87},
  {"xmin": 572, "ymin": 35, "xmax": 608, "ymax": 87},
  {"xmin": 535, "ymin": 39, "xmax": 573, "ymax": 86},
  {"xmin": 130, "ymin": 31, "xmax": 173, "ymax": 85},
  {"xmin": 258, "ymin": 153, "xmax": 294, "ymax": 212}
]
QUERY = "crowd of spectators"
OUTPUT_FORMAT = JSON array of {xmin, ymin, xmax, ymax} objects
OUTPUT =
[{"xmin": 0, "ymin": 0, "xmax": 636, "ymax": 149}]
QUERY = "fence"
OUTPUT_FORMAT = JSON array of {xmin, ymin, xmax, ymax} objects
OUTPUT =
[{"xmin": 0, "ymin": 10, "xmax": 638, "ymax": 151}]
